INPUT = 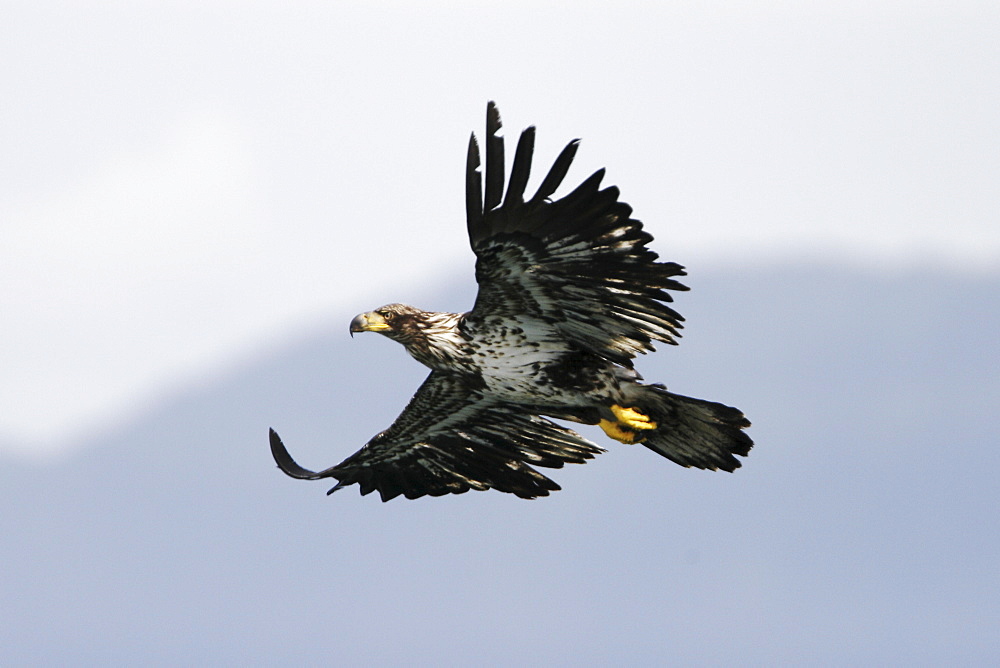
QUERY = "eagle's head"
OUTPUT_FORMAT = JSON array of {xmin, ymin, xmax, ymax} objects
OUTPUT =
[
  {"xmin": 349, "ymin": 303, "xmax": 427, "ymax": 344},
  {"xmin": 349, "ymin": 304, "xmax": 467, "ymax": 371}
]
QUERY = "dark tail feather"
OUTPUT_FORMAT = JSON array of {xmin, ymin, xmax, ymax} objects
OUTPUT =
[{"xmin": 634, "ymin": 386, "xmax": 753, "ymax": 471}]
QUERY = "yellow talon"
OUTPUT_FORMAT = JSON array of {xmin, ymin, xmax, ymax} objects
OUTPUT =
[
  {"xmin": 610, "ymin": 404, "xmax": 657, "ymax": 431},
  {"xmin": 598, "ymin": 419, "xmax": 644, "ymax": 443},
  {"xmin": 598, "ymin": 405, "xmax": 657, "ymax": 444}
]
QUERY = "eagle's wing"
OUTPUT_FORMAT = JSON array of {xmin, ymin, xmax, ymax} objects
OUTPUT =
[
  {"xmin": 269, "ymin": 371, "xmax": 604, "ymax": 501},
  {"xmin": 464, "ymin": 102, "xmax": 688, "ymax": 367}
]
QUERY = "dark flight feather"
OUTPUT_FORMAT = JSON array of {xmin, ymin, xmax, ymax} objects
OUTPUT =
[
  {"xmin": 483, "ymin": 102, "xmax": 505, "ymax": 212},
  {"xmin": 504, "ymin": 127, "xmax": 534, "ymax": 207}
]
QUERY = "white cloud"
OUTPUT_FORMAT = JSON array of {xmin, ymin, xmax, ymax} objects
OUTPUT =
[{"xmin": 2, "ymin": 111, "xmax": 263, "ymax": 451}]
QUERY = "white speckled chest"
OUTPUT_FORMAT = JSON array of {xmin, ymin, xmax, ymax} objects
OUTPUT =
[{"xmin": 467, "ymin": 315, "xmax": 581, "ymax": 403}]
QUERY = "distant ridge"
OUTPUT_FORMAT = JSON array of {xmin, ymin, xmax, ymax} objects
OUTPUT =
[{"xmin": 2, "ymin": 265, "xmax": 998, "ymax": 665}]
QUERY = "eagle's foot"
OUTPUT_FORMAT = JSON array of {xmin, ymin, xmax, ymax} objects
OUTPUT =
[
  {"xmin": 611, "ymin": 404, "xmax": 657, "ymax": 431},
  {"xmin": 598, "ymin": 405, "xmax": 658, "ymax": 444}
]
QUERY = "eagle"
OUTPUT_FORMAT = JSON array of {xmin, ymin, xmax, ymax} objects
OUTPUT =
[{"xmin": 269, "ymin": 103, "xmax": 752, "ymax": 501}]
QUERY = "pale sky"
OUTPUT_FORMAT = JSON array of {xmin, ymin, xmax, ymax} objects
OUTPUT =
[{"xmin": 2, "ymin": 1, "xmax": 998, "ymax": 458}]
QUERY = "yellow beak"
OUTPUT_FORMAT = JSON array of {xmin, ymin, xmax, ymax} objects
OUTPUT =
[{"xmin": 349, "ymin": 311, "xmax": 390, "ymax": 336}]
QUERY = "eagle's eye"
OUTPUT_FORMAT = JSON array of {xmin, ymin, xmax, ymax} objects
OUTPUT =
[{"xmin": 380, "ymin": 311, "xmax": 394, "ymax": 321}]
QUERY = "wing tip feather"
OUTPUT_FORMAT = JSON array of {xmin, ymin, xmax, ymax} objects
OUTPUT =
[
  {"xmin": 484, "ymin": 101, "xmax": 505, "ymax": 211},
  {"xmin": 270, "ymin": 427, "xmax": 318, "ymax": 480}
]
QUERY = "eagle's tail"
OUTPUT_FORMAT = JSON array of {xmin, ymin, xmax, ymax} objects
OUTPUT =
[{"xmin": 627, "ymin": 384, "xmax": 753, "ymax": 471}]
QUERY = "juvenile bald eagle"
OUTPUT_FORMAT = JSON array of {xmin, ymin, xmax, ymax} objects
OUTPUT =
[{"xmin": 269, "ymin": 103, "xmax": 752, "ymax": 501}]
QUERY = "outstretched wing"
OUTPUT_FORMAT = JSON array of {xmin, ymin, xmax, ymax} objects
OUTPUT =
[
  {"xmin": 465, "ymin": 102, "xmax": 688, "ymax": 367},
  {"xmin": 269, "ymin": 371, "xmax": 604, "ymax": 501}
]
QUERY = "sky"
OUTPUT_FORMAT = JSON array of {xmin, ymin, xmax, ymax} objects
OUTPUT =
[
  {"xmin": 2, "ymin": 1, "xmax": 998, "ymax": 457},
  {"xmin": 2, "ymin": 266, "xmax": 998, "ymax": 663}
]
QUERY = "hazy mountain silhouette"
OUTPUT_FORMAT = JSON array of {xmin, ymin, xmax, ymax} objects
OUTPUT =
[{"xmin": 2, "ymin": 265, "xmax": 998, "ymax": 664}]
